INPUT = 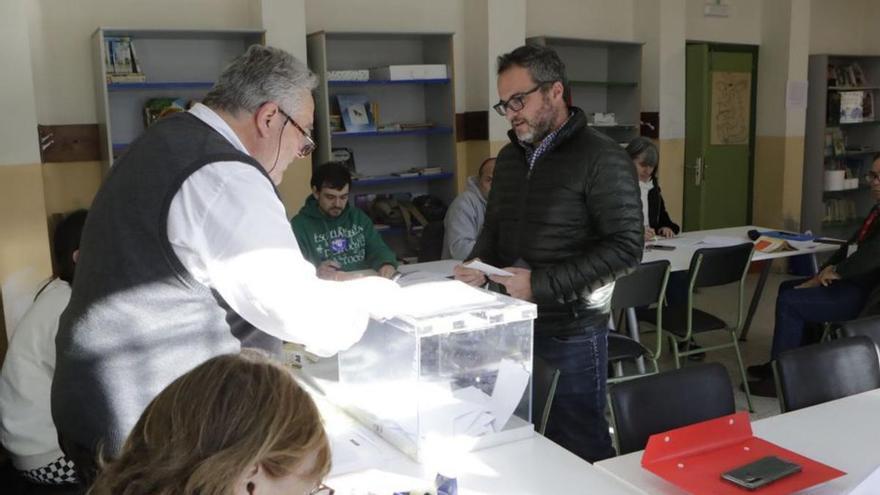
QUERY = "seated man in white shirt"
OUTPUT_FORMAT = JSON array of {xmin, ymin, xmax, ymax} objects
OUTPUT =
[
  {"xmin": 51, "ymin": 45, "xmax": 399, "ymax": 484},
  {"xmin": 442, "ymin": 157, "xmax": 495, "ymax": 260},
  {"xmin": 0, "ymin": 209, "xmax": 86, "ymax": 487}
]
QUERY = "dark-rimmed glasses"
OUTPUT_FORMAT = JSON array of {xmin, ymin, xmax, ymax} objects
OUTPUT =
[
  {"xmin": 278, "ymin": 107, "xmax": 316, "ymax": 157},
  {"xmin": 492, "ymin": 81, "xmax": 553, "ymax": 116},
  {"xmin": 866, "ymin": 171, "xmax": 880, "ymax": 183},
  {"xmin": 309, "ymin": 483, "xmax": 334, "ymax": 495}
]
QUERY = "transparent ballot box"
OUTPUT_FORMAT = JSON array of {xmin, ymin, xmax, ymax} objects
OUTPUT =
[{"xmin": 336, "ymin": 281, "xmax": 537, "ymax": 461}]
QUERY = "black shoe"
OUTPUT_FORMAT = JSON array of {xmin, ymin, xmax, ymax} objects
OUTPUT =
[
  {"xmin": 742, "ymin": 377, "xmax": 777, "ymax": 398},
  {"xmin": 747, "ymin": 362, "xmax": 772, "ymax": 380},
  {"xmin": 677, "ymin": 339, "xmax": 706, "ymax": 361}
]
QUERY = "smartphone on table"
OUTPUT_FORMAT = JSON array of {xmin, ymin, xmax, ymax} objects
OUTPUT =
[{"xmin": 721, "ymin": 455, "xmax": 802, "ymax": 490}]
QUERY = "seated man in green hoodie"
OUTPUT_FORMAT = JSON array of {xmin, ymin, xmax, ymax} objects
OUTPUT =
[{"xmin": 291, "ymin": 162, "xmax": 398, "ymax": 280}]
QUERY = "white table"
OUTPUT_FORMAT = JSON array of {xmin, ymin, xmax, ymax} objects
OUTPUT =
[
  {"xmin": 641, "ymin": 225, "xmax": 839, "ymax": 341},
  {"xmin": 298, "ymin": 361, "xmax": 641, "ymax": 495},
  {"xmin": 594, "ymin": 389, "xmax": 880, "ymax": 494}
]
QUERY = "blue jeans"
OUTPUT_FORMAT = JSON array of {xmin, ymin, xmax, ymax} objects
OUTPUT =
[
  {"xmin": 770, "ymin": 278, "xmax": 869, "ymax": 359},
  {"xmin": 535, "ymin": 325, "xmax": 616, "ymax": 463}
]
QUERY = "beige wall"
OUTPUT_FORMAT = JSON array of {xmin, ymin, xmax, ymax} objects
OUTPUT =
[
  {"xmin": 809, "ymin": 0, "xmax": 878, "ymax": 55},
  {"xmin": 25, "ymin": 0, "xmax": 259, "ymax": 126},
  {"xmin": 1, "ymin": 0, "xmax": 50, "ymax": 335},
  {"xmin": 685, "ymin": 0, "xmax": 762, "ymax": 45},
  {"xmin": 525, "ymin": 0, "xmax": 635, "ymax": 41},
  {"xmin": 2, "ymin": 0, "xmax": 40, "ymax": 165}
]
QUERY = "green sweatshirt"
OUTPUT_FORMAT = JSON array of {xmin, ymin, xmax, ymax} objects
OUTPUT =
[{"xmin": 290, "ymin": 196, "xmax": 398, "ymax": 272}]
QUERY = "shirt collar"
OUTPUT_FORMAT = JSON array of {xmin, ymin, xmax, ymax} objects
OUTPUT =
[{"xmin": 188, "ymin": 103, "xmax": 250, "ymax": 155}]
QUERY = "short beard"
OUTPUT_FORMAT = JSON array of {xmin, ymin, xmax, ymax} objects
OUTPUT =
[{"xmin": 515, "ymin": 95, "xmax": 556, "ymax": 144}]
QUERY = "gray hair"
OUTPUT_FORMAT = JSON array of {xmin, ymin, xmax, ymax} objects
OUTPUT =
[
  {"xmin": 497, "ymin": 44, "xmax": 569, "ymax": 100},
  {"xmin": 203, "ymin": 45, "xmax": 318, "ymax": 116},
  {"xmin": 625, "ymin": 136, "xmax": 659, "ymax": 169}
]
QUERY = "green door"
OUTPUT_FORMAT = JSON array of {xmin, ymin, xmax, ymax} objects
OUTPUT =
[{"xmin": 684, "ymin": 44, "xmax": 756, "ymax": 230}]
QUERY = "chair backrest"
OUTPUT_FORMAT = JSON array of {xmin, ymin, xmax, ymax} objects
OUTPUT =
[
  {"xmin": 688, "ymin": 242, "xmax": 754, "ymax": 289},
  {"xmin": 609, "ymin": 363, "xmax": 735, "ymax": 455},
  {"xmin": 839, "ymin": 315, "xmax": 880, "ymax": 348},
  {"xmin": 775, "ymin": 335, "xmax": 880, "ymax": 412},
  {"xmin": 611, "ymin": 260, "xmax": 671, "ymax": 311},
  {"xmin": 532, "ymin": 356, "xmax": 561, "ymax": 436},
  {"xmin": 417, "ymin": 221, "xmax": 444, "ymax": 262}
]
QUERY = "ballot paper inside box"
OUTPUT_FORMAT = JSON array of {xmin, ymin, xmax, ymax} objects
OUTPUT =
[{"xmin": 337, "ymin": 288, "xmax": 537, "ymax": 462}]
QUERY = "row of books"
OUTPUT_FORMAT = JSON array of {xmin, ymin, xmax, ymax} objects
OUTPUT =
[
  {"xmin": 331, "ymin": 94, "xmax": 434, "ymax": 133},
  {"xmin": 823, "ymin": 198, "xmax": 860, "ymax": 223},
  {"xmin": 103, "ymin": 36, "xmax": 145, "ymax": 83},
  {"xmin": 828, "ymin": 62, "xmax": 870, "ymax": 87}
]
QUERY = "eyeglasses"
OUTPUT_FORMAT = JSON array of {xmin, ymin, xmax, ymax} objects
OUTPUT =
[
  {"xmin": 309, "ymin": 483, "xmax": 334, "ymax": 495},
  {"xmin": 492, "ymin": 81, "xmax": 553, "ymax": 116},
  {"xmin": 866, "ymin": 171, "xmax": 880, "ymax": 183},
  {"xmin": 278, "ymin": 107, "xmax": 316, "ymax": 157}
]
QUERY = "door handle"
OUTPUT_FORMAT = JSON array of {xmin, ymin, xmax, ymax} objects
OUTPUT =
[{"xmin": 687, "ymin": 157, "xmax": 704, "ymax": 186}]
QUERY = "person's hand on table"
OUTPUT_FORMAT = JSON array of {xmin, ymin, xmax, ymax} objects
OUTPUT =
[
  {"xmin": 377, "ymin": 264, "xmax": 397, "ymax": 279},
  {"xmin": 644, "ymin": 227, "xmax": 656, "ymax": 242},
  {"xmin": 317, "ymin": 260, "xmax": 341, "ymax": 280},
  {"xmin": 658, "ymin": 227, "xmax": 675, "ymax": 238},
  {"xmin": 454, "ymin": 258, "xmax": 487, "ymax": 287},
  {"xmin": 490, "ymin": 267, "xmax": 533, "ymax": 302}
]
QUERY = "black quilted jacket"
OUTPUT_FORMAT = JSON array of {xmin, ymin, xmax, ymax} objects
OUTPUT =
[{"xmin": 469, "ymin": 108, "xmax": 644, "ymax": 337}]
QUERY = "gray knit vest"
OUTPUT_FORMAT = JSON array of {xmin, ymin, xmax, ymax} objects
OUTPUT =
[{"xmin": 52, "ymin": 112, "xmax": 281, "ymax": 456}]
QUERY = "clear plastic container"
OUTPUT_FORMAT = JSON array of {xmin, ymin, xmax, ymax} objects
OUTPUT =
[{"xmin": 336, "ymin": 284, "xmax": 537, "ymax": 461}]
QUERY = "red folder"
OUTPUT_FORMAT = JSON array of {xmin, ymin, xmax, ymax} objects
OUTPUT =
[{"xmin": 641, "ymin": 412, "xmax": 845, "ymax": 494}]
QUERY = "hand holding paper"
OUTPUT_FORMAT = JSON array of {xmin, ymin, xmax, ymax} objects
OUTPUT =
[{"xmin": 462, "ymin": 260, "xmax": 514, "ymax": 277}]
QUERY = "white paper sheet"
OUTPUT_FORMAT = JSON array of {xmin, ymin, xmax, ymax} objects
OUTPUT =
[
  {"xmin": 463, "ymin": 260, "xmax": 514, "ymax": 277},
  {"xmin": 488, "ymin": 359, "xmax": 531, "ymax": 432},
  {"xmin": 699, "ymin": 235, "xmax": 748, "ymax": 246},
  {"xmin": 328, "ymin": 417, "xmax": 395, "ymax": 476}
]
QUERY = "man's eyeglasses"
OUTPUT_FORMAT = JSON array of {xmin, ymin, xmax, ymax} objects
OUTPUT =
[
  {"xmin": 866, "ymin": 171, "xmax": 880, "ymax": 183},
  {"xmin": 278, "ymin": 107, "xmax": 316, "ymax": 157},
  {"xmin": 309, "ymin": 483, "xmax": 334, "ymax": 495},
  {"xmin": 492, "ymin": 81, "xmax": 554, "ymax": 116}
]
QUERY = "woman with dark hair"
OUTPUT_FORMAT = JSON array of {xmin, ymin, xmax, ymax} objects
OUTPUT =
[
  {"xmin": 625, "ymin": 137, "xmax": 680, "ymax": 240},
  {"xmin": 89, "ymin": 350, "xmax": 333, "ymax": 495}
]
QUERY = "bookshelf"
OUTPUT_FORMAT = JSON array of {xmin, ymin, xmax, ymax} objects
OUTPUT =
[
  {"xmin": 92, "ymin": 28, "xmax": 265, "ymax": 171},
  {"xmin": 306, "ymin": 32, "xmax": 457, "ymax": 259},
  {"xmin": 526, "ymin": 36, "xmax": 642, "ymax": 145},
  {"xmin": 803, "ymin": 54, "xmax": 880, "ymax": 239}
]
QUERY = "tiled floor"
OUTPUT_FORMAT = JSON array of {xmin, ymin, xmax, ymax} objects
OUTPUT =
[{"xmin": 612, "ymin": 270, "xmax": 803, "ymax": 421}]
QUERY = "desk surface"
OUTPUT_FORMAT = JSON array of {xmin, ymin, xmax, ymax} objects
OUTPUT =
[
  {"xmin": 327, "ymin": 431, "xmax": 641, "ymax": 495},
  {"xmin": 299, "ymin": 360, "xmax": 640, "ymax": 495},
  {"xmin": 595, "ymin": 389, "xmax": 880, "ymax": 494},
  {"xmin": 399, "ymin": 227, "xmax": 838, "ymax": 276},
  {"xmin": 642, "ymin": 226, "xmax": 838, "ymax": 272}
]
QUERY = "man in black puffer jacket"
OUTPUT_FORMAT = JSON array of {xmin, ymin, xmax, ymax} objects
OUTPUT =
[{"xmin": 455, "ymin": 44, "xmax": 643, "ymax": 462}]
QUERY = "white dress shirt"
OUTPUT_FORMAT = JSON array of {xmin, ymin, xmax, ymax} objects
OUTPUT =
[{"xmin": 166, "ymin": 103, "xmax": 395, "ymax": 357}]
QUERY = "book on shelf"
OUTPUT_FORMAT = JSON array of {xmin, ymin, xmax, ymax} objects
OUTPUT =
[
  {"xmin": 143, "ymin": 98, "xmax": 190, "ymax": 127},
  {"xmin": 330, "ymin": 147, "xmax": 356, "ymax": 174},
  {"xmin": 106, "ymin": 73, "xmax": 147, "ymax": 83},
  {"xmin": 336, "ymin": 94, "xmax": 376, "ymax": 132},
  {"xmin": 419, "ymin": 166, "xmax": 443, "ymax": 175},
  {"xmin": 839, "ymin": 91, "xmax": 865, "ymax": 123}
]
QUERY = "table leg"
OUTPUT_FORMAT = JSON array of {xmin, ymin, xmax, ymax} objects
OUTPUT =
[
  {"xmin": 739, "ymin": 260, "xmax": 771, "ymax": 341},
  {"xmin": 626, "ymin": 308, "xmax": 646, "ymax": 374}
]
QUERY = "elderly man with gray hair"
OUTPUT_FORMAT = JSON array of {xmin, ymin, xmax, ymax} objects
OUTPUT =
[{"xmin": 51, "ymin": 45, "xmax": 396, "ymax": 482}]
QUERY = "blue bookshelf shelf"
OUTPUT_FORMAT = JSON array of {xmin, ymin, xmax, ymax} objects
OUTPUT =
[
  {"xmin": 352, "ymin": 172, "xmax": 453, "ymax": 187},
  {"xmin": 107, "ymin": 81, "xmax": 214, "ymax": 91},
  {"xmin": 328, "ymin": 78, "xmax": 450, "ymax": 86},
  {"xmin": 332, "ymin": 127, "xmax": 453, "ymax": 138}
]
